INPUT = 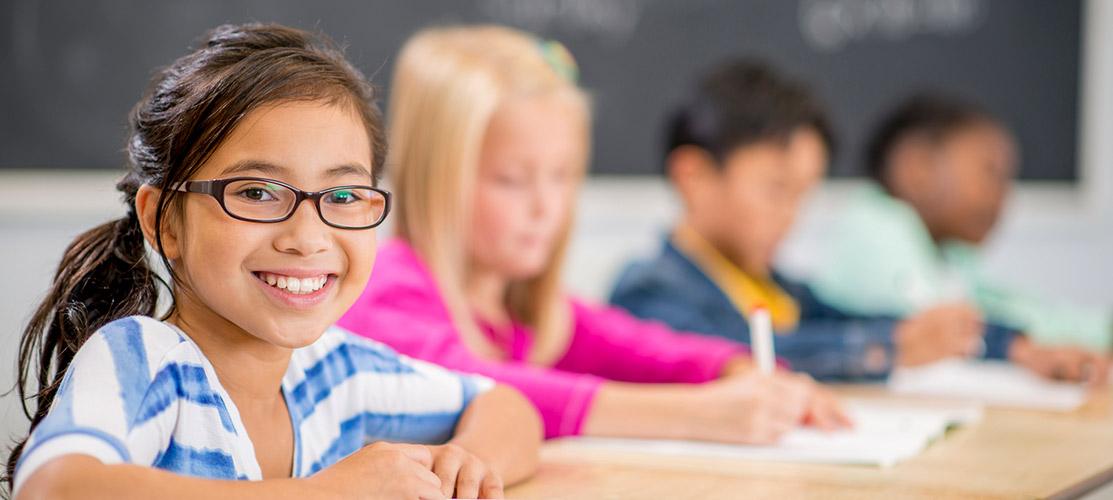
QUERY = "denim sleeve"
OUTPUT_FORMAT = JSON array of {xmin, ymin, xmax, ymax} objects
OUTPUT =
[
  {"xmin": 615, "ymin": 284, "xmax": 897, "ymax": 382},
  {"xmin": 610, "ymin": 286, "xmax": 730, "ymax": 341},
  {"xmin": 777, "ymin": 318, "xmax": 898, "ymax": 382},
  {"xmin": 982, "ymin": 323, "xmax": 1020, "ymax": 360}
]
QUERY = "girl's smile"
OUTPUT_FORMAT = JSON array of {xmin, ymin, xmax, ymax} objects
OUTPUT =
[{"xmin": 251, "ymin": 269, "xmax": 339, "ymax": 309}]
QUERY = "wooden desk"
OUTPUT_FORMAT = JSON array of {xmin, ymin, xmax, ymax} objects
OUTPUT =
[{"xmin": 506, "ymin": 388, "xmax": 1113, "ymax": 499}]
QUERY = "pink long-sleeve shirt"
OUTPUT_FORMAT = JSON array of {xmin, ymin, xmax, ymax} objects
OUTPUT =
[{"xmin": 337, "ymin": 239, "xmax": 746, "ymax": 438}]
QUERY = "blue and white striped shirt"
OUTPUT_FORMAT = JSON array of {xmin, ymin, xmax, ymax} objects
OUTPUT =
[{"xmin": 13, "ymin": 315, "xmax": 493, "ymax": 493}]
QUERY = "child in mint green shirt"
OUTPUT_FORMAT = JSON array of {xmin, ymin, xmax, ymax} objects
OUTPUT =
[{"xmin": 811, "ymin": 94, "xmax": 1112, "ymax": 360}]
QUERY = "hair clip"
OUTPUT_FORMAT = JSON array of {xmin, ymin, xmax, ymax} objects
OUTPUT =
[{"xmin": 536, "ymin": 38, "xmax": 579, "ymax": 84}]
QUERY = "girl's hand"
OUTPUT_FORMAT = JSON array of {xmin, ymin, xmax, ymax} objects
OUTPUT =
[
  {"xmin": 307, "ymin": 442, "xmax": 445, "ymax": 500},
  {"xmin": 428, "ymin": 443, "xmax": 505, "ymax": 499},
  {"xmin": 688, "ymin": 370, "xmax": 850, "ymax": 444},
  {"xmin": 803, "ymin": 382, "xmax": 855, "ymax": 431}
]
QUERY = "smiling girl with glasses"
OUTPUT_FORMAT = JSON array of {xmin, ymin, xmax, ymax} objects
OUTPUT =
[{"xmin": 6, "ymin": 23, "xmax": 540, "ymax": 500}]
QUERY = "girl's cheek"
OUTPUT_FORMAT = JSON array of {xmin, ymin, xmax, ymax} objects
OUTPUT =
[
  {"xmin": 346, "ymin": 233, "xmax": 377, "ymax": 268},
  {"xmin": 478, "ymin": 195, "xmax": 516, "ymax": 234}
]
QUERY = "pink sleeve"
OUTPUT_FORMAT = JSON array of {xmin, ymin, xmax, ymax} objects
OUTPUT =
[
  {"xmin": 554, "ymin": 299, "xmax": 749, "ymax": 384},
  {"xmin": 338, "ymin": 285, "xmax": 602, "ymax": 438}
]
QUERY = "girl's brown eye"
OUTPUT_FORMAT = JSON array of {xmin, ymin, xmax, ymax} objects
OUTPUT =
[
  {"xmin": 230, "ymin": 182, "xmax": 280, "ymax": 201},
  {"xmin": 233, "ymin": 185, "xmax": 279, "ymax": 203}
]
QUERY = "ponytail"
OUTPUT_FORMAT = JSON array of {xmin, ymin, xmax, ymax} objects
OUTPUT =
[{"xmin": 4, "ymin": 207, "xmax": 163, "ymax": 489}]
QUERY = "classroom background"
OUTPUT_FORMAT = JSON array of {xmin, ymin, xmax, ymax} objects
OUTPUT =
[{"xmin": 2, "ymin": 0, "xmax": 1111, "ymax": 456}]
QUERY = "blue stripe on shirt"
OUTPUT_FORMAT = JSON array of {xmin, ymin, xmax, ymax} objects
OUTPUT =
[
  {"xmin": 153, "ymin": 437, "xmax": 241, "ymax": 480},
  {"xmin": 136, "ymin": 363, "xmax": 237, "ymax": 434},
  {"xmin": 288, "ymin": 341, "xmax": 416, "ymax": 421},
  {"xmin": 459, "ymin": 376, "xmax": 483, "ymax": 409},
  {"xmin": 103, "ymin": 317, "xmax": 152, "ymax": 430},
  {"xmin": 306, "ymin": 410, "xmax": 465, "ymax": 474}
]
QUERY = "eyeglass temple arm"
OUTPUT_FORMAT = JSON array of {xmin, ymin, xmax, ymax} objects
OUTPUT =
[{"xmin": 173, "ymin": 180, "xmax": 217, "ymax": 194}]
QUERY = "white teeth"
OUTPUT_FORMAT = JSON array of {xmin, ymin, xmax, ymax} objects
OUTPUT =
[{"xmin": 259, "ymin": 272, "xmax": 328, "ymax": 295}]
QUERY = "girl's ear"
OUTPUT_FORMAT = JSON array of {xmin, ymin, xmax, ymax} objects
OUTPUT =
[{"xmin": 135, "ymin": 184, "xmax": 182, "ymax": 260}]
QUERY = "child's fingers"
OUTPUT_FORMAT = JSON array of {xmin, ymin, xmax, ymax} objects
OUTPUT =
[
  {"xmin": 416, "ymin": 467, "xmax": 445, "ymax": 498},
  {"xmin": 806, "ymin": 406, "xmax": 838, "ymax": 431},
  {"xmin": 824, "ymin": 397, "xmax": 855, "ymax": 429},
  {"xmin": 812, "ymin": 394, "xmax": 853, "ymax": 431},
  {"xmin": 1088, "ymin": 356, "xmax": 1111, "ymax": 386},
  {"xmin": 479, "ymin": 473, "xmax": 506, "ymax": 499},
  {"xmin": 399, "ymin": 459, "xmax": 446, "ymax": 500},
  {"xmin": 1060, "ymin": 354, "xmax": 1086, "ymax": 381},
  {"xmin": 432, "ymin": 450, "xmax": 463, "ymax": 497},
  {"xmin": 944, "ymin": 324, "xmax": 982, "ymax": 358},
  {"xmin": 452, "ymin": 460, "xmax": 486, "ymax": 499},
  {"xmin": 393, "ymin": 443, "xmax": 435, "ymax": 469}
]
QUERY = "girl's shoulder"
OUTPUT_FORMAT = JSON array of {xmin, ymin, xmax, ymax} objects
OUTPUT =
[
  {"xmin": 96, "ymin": 315, "xmax": 186, "ymax": 340},
  {"xmin": 85, "ymin": 315, "xmax": 206, "ymax": 373}
]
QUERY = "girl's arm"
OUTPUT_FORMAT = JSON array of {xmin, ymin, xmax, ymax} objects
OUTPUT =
[
  {"xmin": 583, "ymin": 370, "xmax": 851, "ymax": 444},
  {"xmin": 448, "ymin": 385, "xmax": 541, "ymax": 484},
  {"xmin": 557, "ymin": 300, "xmax": 748, "ymax": 384},
  {"xmin": 16, "ymin": 443, "xmax": 443, "ymax": 500},
  {"xmin": 427, "ymin": 385, "xmax": 542, "ymax": 498}
]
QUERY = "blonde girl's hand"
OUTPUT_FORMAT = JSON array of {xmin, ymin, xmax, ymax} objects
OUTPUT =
[
  {"xmin": 800, "ymin": 379, "xmax": 855, "ymax": 431},
  {"xmin": 687, "ymin": 370, "xmax": 813, "ymax": 444}
]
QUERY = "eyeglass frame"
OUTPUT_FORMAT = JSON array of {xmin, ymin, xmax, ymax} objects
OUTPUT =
[{"xmin": 173, "ymin": 176, "xmax": 392, "ymax": 230}]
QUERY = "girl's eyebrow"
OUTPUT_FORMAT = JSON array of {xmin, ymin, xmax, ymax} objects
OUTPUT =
[
  {"xmin": 220, "ymin": 160, "xmax": 287, "ymax": 177},
  {"xmin": 325, "ymin": 164, "xmax": 373, "ymax": 179},
  {"xmin": 219, "ymin": 160, "xmax": 371, "ymax": 179}
]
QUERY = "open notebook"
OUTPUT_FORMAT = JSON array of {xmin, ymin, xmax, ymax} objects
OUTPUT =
[
  {"xmin": 553, "ymin": 399, "xmax": 982, "ymax": 467},
  {"xmin": 888, "ymin": 359, "xmax": 1090, "ymax": 411}
]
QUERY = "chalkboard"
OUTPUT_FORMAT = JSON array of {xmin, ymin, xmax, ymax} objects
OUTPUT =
[{"xmin": 0, "ymin": 0, "xmax": 1081, "ymax": 180}]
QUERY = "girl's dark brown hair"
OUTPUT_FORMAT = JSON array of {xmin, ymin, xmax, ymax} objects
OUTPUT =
[{"xmin": 4, "ymin": 22, "xmax": 386, "ymax": 492}]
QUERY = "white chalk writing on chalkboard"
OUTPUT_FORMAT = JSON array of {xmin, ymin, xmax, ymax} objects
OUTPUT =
[{"xmin": 800, "ymin": 0, "xmax": 985, "ymax": 52}]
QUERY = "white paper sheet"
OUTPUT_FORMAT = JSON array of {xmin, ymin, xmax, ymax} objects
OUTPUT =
[
  {"xmin": 553, "ymin": 399, "xmax": 982, "ymax": 467},
  {"xmin": 888, "ymin": 359, "xmax": 1089, "ymax": 411}
]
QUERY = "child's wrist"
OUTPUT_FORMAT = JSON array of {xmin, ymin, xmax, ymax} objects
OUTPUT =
[{"xmin": 1007, "ymin": 335, "xmax": 1033, "ymax": 363}]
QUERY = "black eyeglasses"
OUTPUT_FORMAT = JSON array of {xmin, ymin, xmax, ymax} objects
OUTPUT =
[{"xmin": 174, "ymin": 177, "xmax": 391, "ymax": 230}]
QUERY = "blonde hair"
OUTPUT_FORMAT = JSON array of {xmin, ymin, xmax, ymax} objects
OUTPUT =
[{"xmin": 389, "ymin": 25, "xmax": 591, "ymax": 364}]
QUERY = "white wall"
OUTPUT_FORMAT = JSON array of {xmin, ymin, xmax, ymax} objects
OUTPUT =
[{"xmin": 2, "ymin": 0, "xmax": 1111, "ymax": 463}]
